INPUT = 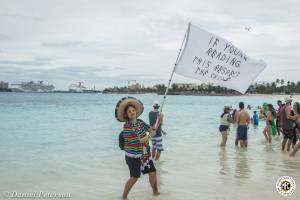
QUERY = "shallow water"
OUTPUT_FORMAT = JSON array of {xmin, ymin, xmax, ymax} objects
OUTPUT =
[{"xmin": 0, "ymin": 93, "xmax": 299, "ymax": 200}]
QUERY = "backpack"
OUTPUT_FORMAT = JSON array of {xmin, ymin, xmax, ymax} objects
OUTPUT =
[{"xmin": 119, "ymin": 131, "xmax": 124, "ymax": 150}]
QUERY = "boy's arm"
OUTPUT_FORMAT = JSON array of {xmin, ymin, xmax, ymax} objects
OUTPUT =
[
  {"xmin": 149, "ymin": 128, "xmax": 156, "ymax": 137},
  {"xmin": 159, "ymin": 113, "xmax": 164, "ymax": 124}
]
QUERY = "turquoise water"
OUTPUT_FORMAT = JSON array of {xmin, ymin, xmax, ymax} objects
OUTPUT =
[{"xmin": 0, "ymin": 93, "xmax": 299, "ymax": 200}]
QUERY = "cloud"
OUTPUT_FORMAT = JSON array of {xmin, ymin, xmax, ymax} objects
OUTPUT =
[
  {"xmin": 42, "ymin": 41, "xmax": 84, "ymax": 48},
  {"xmin": 0, "ymin": 34, "xmax": 10, "ymax": 40},
  {"xmin": 0, "ymin": 0, "xmax": 299, "ymax": 88},
  {"xmin": 0, "ymin": 65, "xmax": 112, "ymax": 80},
  {"xmin": 0, "ymin": 60, "xmax": 47, "ymax": 66},
  {"xmin": 0, "ymin": 13, "xmax": 43, "ymax": 22},
  {"xmin": 55, "ymin": 65, "xmax": 109, "ymax": 73},
  {"xmin": 35, "ymin": 56, "xmax": 53, "ymax": 62},
  {"xmin": 0, "ymin": 56, "xmax": 54, "ymax": 66}
]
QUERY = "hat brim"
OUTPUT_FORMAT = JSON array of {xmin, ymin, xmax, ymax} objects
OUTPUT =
[{"xmin": 115, "ymin": 97, "xmax": 144, "ymax": 122}]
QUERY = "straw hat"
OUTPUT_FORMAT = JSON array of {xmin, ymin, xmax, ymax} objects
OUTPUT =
[
  {"xmin": 285, "ymin": 96, "xmax": 292, "ymax": 103},
  {"xmin": 115, "ymin": 96, "xmax": 144, "ymax": 122}
]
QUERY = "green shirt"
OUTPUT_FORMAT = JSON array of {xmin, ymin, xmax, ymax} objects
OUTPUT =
[{"xmin": 149, "ymin": 111, "xmax": 162, "ymax": 137}]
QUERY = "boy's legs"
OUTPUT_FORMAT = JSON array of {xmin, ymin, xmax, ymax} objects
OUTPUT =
[
  {"xmin": 148, "ymin": 171, "xmax": 159, "ymax": 195},
  {"xmin": 122, "ymin": 177, "xmax": 138, "ymax": 199}
]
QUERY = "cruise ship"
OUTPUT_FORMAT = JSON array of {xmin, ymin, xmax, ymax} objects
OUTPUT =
[
  {"xmin": 68, "ymin": 82, "xmax": 100, "ymax": 93},
  {"xmin": 10, "ymin": 81, "xmax": 55, "ymax": 92},
  {"xmin": 68, "ymin": 82, "xmax": 87, "ymax": 92}
]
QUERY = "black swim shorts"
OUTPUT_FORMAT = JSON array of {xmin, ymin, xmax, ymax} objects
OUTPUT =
[
  {"xmin": 219, "ymin": 125, "xmax": 229, "ymax": 132},
  {"xmin": 125, "ymin": 156, "xmax": 156, "ymax": 178},
  {"xmin": 282, "ymin": 129, "xmax": 293, "ymax": 140}
]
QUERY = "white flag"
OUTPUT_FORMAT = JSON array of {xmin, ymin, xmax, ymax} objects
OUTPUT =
[{"xmin": 175, "ymin": 23, "xmax": 266, "ymax": 94}]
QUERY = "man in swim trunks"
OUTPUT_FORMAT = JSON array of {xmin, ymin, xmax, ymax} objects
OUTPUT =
[{"xmin": 236, "ymin": 102, "xmax": 250, "ymax": 148}]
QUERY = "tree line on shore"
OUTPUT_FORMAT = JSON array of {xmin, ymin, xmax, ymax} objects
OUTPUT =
[
  {"xmin": 248, "ymin": 79, "xmax": 300, "ymax": 94},
  {"xmin": 102, "ymin": 79, "xmax": 300, "ymax": 95}
]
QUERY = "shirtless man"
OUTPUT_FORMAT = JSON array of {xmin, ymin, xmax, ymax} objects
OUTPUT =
[{"xmin": 236, "ymin": 102, "xmax": 250, "ymax": 148}]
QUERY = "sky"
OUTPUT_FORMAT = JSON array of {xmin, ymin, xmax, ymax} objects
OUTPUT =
[{"xmin": 0, "ymin": 0, "xmax": 299, "ymax": 90}]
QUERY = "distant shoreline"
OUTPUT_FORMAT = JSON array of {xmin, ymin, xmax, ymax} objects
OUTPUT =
[
  {"xmin": 1, "ymin": 91, "xmax": 300, "ymax": 97},
  {"xmin": 102, "ymin": 91, "xmax": 300, "ymax": 96},
  {"xmin": 0, "ymin": 90, "xmax": 102, "ymax": 94}
]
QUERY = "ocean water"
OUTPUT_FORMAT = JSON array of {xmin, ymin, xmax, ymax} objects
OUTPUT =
[{"xmin": 0, "ymin": 93, "xmax": 299, "ymax": 200}]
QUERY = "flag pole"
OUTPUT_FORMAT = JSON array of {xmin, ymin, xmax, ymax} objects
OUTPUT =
[
  {"xmin": 152, "ymin": 23, "xmax": 190, "ymax": 131},
  {"xmin": 160, "ymin": 22, "xmax": 190, "ymax": 112}
]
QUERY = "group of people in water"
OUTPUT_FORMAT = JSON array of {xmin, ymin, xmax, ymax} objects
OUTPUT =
[
  {"xmin": 219, "ymin": 96, "xmax": 300, "ymax": 156},
  {"xmin": 114, "ymin": 95, "xmax": 300, "ymax": 199},
  {"xmin": 219, "ymin": 102, "xmax": 250, "ymax": 148}
]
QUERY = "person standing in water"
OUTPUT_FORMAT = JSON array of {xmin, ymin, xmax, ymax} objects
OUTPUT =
[
  {"xmin": 262, "ymin": 104, "xmax": 276, "ymax": 144},
  {"xmin": 276, "ymin": 100, "xmax": 283, "ymax": 136},
  {"xmin": 115, "ymin": 97, "xmax": 159, "ymax": 199},
  {"xmin": 292, "ymin": 102, "xmax": 300, "ymax": 148},
  {"xmin": 219, "ymin": 106, "xmax": 233, "ymax": 146},
  {"xmin": 289, "ymin": 117, "xmax": 300, "ymax": 156},
  {"xmin": 232, "ymin": 109, "xmax": 238, "ymax": 122},
  {"xmin": 252, "ymin": 111, "xmax": 259, "ymax": 126},
  {"xmin": 236, "ymin": 102, "xmax": 250, "ymax": 148},
  {"xmin": 149, "ymin": 101, "xmax": 164, "ymax": 161},
  {"xmin": 231, "ymin": 109, "xmax": 240, "ymax": 146},
  {"xmin": 281, "ymin": 97, "xmax": 296, "ymax": 152}
]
